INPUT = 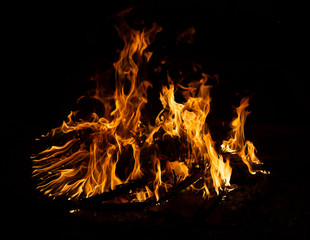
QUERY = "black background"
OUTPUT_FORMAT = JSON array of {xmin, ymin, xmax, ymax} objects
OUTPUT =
[{"xmin": 3, "ymin": 1, "xmax": 309, "ymax": 239}]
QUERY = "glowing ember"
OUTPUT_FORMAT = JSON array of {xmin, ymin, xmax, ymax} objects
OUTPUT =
[{"xmin": 32, "ymin": 14, "xmax": 267, "ymax": 204}]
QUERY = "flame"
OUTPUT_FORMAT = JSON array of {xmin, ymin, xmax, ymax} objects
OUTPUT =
[
  {"xmin": 221, "ymin": 97, "xmax": 267, "ymax": 174},
  {"xmin": 33, "ymin": 15, "xmax": 266, "ymax": 203},
  {"xmin": 33, "ymin": 20, "xmax": 162, "ymax": 199},
  {"xmin": 156, "ymin": 78, "xmax": 232, "ymax": 195},
  {"xmin": 153, "ymin": 157, "xmax": 163, "ymax": 201}
]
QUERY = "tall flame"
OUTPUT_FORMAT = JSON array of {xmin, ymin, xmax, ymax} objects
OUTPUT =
[
  {"xmin": 33, "ymin": 16, "xmax": 265, "ymax": 203},
  {"xmin": 221, "ymin": 97, "xmax": 267, "ymax": 174},
  {"xmin": 33, "ymin": 20, "xmax": 162, "ymax": 199}
]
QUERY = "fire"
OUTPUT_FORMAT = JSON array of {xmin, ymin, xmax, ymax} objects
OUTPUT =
[
  {"xmin": 221, "ymin": 97, "xmax": 268, "ymax": 174},
  {"xmin": 32, "ymin": 13, "xmax": 267, "ymax": 204}
]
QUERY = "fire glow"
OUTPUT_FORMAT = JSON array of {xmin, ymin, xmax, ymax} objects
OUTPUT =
[{"xmin": 32, "ymin": 15, "xmax": 267, "ymax": 205}]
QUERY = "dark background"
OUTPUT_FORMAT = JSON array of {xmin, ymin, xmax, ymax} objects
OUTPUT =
[{"xmin": 3, "ymin": 1, "xmax": 309, "ymax": 239}]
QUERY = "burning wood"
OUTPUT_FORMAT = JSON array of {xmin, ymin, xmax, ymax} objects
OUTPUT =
[{"xmin": 32, "ymin": 11, "xmax": 268, "ymax": 210}]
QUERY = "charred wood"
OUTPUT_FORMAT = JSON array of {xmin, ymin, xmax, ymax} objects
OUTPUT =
[{"xmin": 76, "ymin": 167, "xmax": 206, "ymax": 212}]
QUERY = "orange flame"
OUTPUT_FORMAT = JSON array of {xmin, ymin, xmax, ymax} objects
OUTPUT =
[
  {"xmin": 221, "ymin": 97, "xmax": 268, "ymax": 174},
  {"xmin": 33, "ymin": 16, "xmax": 266, "ymax": 203},
  {"xmin": 33, "ymin": 20, "xmax": 162, "ymax": 199}
]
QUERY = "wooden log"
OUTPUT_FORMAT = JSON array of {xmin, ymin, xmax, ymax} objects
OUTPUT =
[
  {"xmin": 78, "ymin": 178, "xmax": 148, "ymax": 206},
  {"xmin": 76, "ymin": 167, "xmax": 206, "ymax": 212}
]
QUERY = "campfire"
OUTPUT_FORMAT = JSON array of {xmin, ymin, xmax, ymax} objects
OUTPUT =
[{"xmin": 32, "ymin": 11, "xmax": 268, "ymax": 213}]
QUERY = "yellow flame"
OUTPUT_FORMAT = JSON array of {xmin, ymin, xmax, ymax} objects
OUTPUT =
[{"xmin": 153, "ymin": 157, "xmax": 162, "ymax": 201}]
